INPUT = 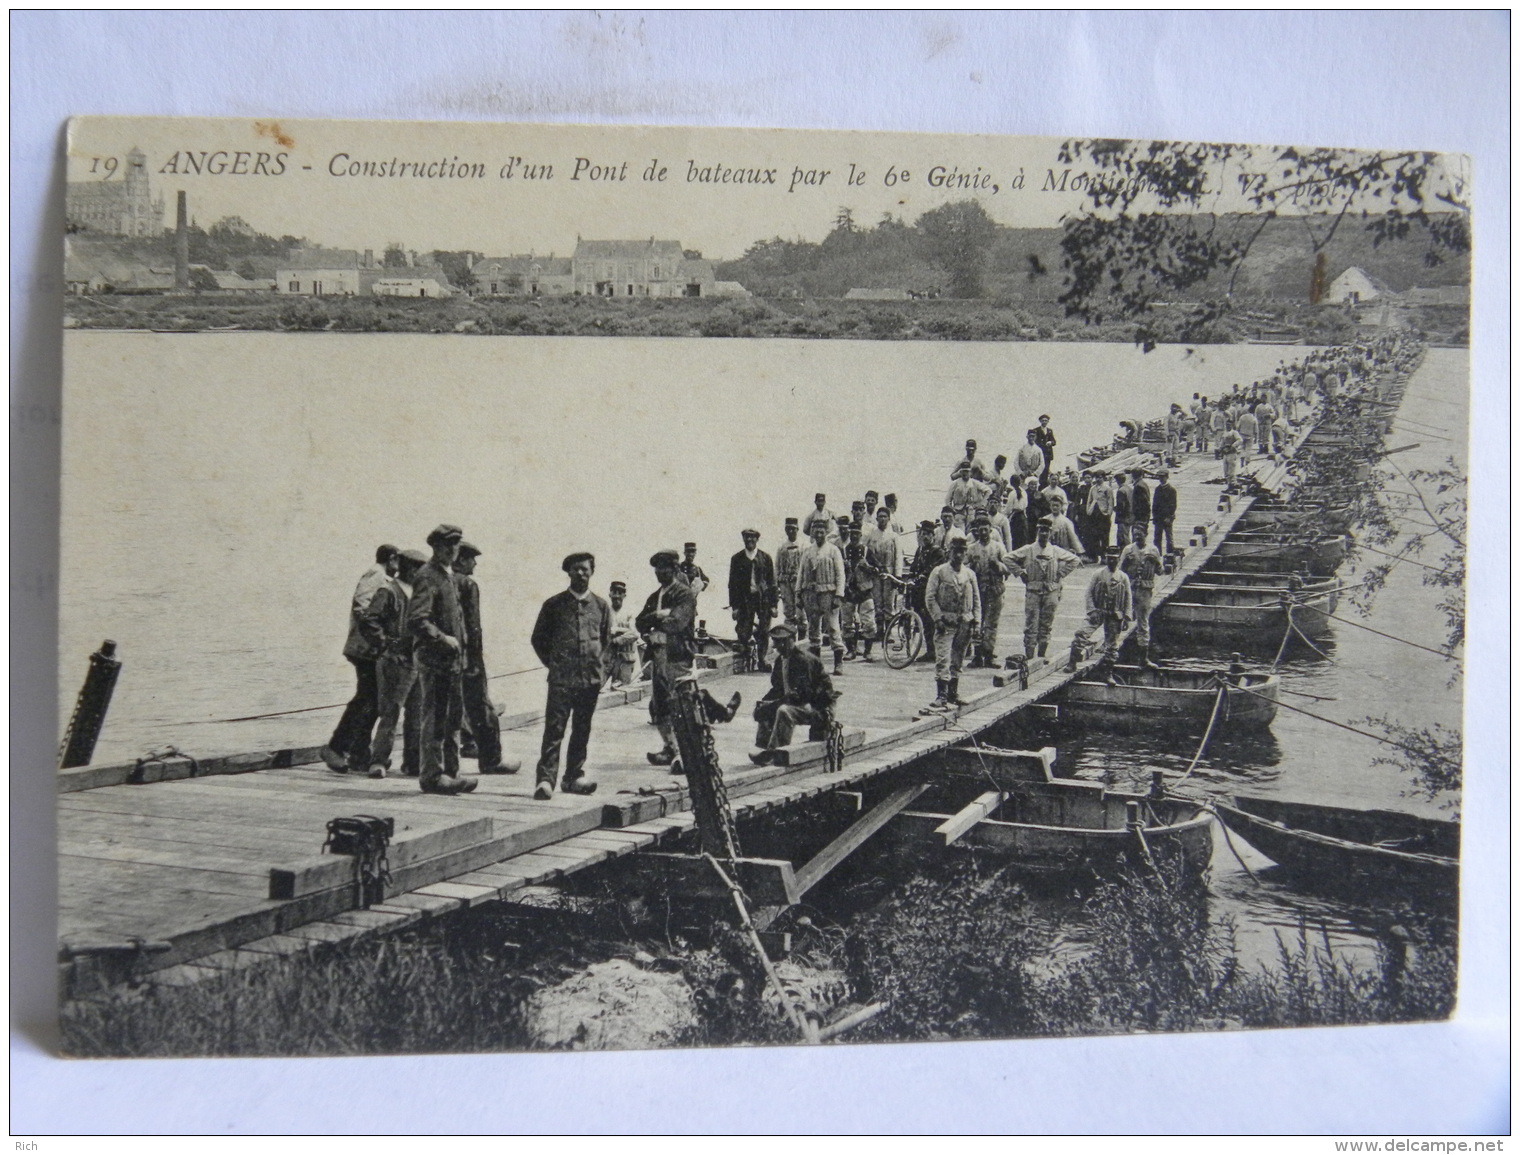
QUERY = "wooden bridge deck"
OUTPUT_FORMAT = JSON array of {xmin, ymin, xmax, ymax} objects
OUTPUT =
[{"xmin": 57, "ymin": 442, "xmax": 1273, "ymax": 994}]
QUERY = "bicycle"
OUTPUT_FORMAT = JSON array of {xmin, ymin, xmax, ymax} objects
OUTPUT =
[{"xmin": 880, "ymin": 574, "xmax": 928, "ymax": 669}]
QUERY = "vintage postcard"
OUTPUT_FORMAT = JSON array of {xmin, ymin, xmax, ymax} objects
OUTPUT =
[{"xmin": 57, "ymin": 116, "xmax": 1469, "ymax": 1057}]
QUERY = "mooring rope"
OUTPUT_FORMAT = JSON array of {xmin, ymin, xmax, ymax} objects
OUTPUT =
[
  {"xmin": 1319, "ymin": 611, "xmax": 1450, "ymax": 658},
  {"xmin": 1172, "ymin": 683, "xmax": 1227, "ymax": 786}
]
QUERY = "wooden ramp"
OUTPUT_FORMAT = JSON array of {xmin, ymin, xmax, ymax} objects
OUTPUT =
[{"xmin": 57, "ymin": 439, "xmax": 1272, "ymax": 995}]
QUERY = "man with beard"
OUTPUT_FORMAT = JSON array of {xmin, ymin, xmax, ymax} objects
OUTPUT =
[{"xmin": 727, "ymin": 528, "xmax": 777, "ymax": 670}]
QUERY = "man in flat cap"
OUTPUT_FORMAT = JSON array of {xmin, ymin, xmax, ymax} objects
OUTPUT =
[
  {"xmin": 909, "ymin": 519, "xmax": 945, "ymax": 663},
  {"xmin": 453, "ymin": 541, "xmax": 519, "ymax": 777},
  {"xmin": 359, "ymin": 548, "xmax": 427, "ymax": 779},
  {"xmin": 605, "ymin": 580, "xmax": 640, "ymax": 689},
  {"xmin": 774, "ymin": 517, "xmax": 803, "ymax": 630},
  {"xmin": 728, "ymin": 528, "xmax": 777, "ymax": 671},
  {"xmin": 322, "ymin": 543, "xmax": 399, "ymax": 774},
  {"xmin": 749, "ymin": 623, "xmax": 837, "ymax": 765},
  {"xmin": 1007, "ymin": 517, "xmax": 1081, "ymax": 661},
  {"xmin": 966, "ymin": 514, "xmax": 1013, "ymax": 668},
  {"xmin": 530, "ymin": 552, "xmax": 611, "ymax": 798},
  {"xmin": 406, "ymin": 524, "xmax": 476, "ymax": 794},
  {"xmin": 1033, "ymin": 415, "xmax": 1057, "ymax": 486},
  {"xmin": 1069, "ymin": 547, "xmax": 1132, "ymax": 680},
  {"xmin": 637, "ymin": 550, "xmax": 698, "ymax": 767}
]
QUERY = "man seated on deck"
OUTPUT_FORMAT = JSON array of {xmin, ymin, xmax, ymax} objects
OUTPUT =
[{"xmin": 749, "ymin": 623, "xmax": 838, "ymax": 766}]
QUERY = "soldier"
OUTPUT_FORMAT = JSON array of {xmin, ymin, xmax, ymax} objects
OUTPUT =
[
  {"xmin": 842, "ymin": 524, "xmax": 877, "ymax": 661},
  {"xmin": 800, "ymin": 492, "xmax": 835, "ymax": 539},
  {"xmin": 966, "ymin": 514, "xmax": 1012, "ymax": 668},
  {"xmin": 679, "ymin": 542, "xmax": 710, "ymax": 614},
  {"xmin": 945, "ymin": 462, "xmax": 988, "ymax": 529},
  {"xmin": 1119, "ymin": 533, "xmax": 1166, "ymax": 669},
  {"xmin": 1219, "ymin": 426, "xmax": 1245, "ymax": 481},
  {"xmin": 606, "ymin": 580, "xmax": 640, "ymax": 688},
  {"xmin": 1114, "ymin": 471, "xmax": 1134, "ymax": 547},
  {"xmin": 775, "ymin": 517, "xmax": 803, "ymax": 629},
  {"xmin": 864, "ymin": 505, "xmax": 903, "ymax": 645},
  {"xmin": 1129, "ymin": 469, "xmax": 1152, "ymax": 550},
  {"xmin": 1043, "ymin": 492, "xmax": 1085, "ymax": 557},
  {"xmin": 797, "ymin": 518, "xmax": 847, "ymax": 675},
  {"xmin": 932, "ymin": 505, "xmax": 958, "ymax": 552},
  {"xmin": 862, "ymin": 490, "xmax": 880, "ymax": 521},
  {"xmin": 1069, "ymin": 548, "xmax": 1132, "ymax": 680},
  {"xmin": 1007, "ymin": 517, "xmax": 1081, "ymax": 660},
  {"xmin": 529, "ymin": 552, "xmax": 610, "ymax": 799},
  {"xmin": 1085, "ymin": 470, "xmax": 1115, "ymax": 556},
  {"xmin": 909, "ymin": 519, "xmax": 944, "ymax": 663},
  {"xmin": 1014, "ymin": 428, "xmax": 1046, "ymax": 485},
  {"xmin": 749, "ymin": 624, "xmax": 837, "ymax": 765},
  {"xmin": 406, "ymin": 524, "xmax": 476, "ymax": 795},
  {"xmin": 1151, "ymin": 469, "xmax": 1179, "ymax": 556},
  {"xmin": 636, "ymin": 550, "xmax": 698, "ymax": 768},
  {"xmin": 359, "ymin": 548, "xmax": 427, "ymax": 780},
  {"xmin": 453, "ymin": 541, "xmax": 519, "ymax": 777},
  {"xmin": 727, "ymin": 528, "xmax": 777, "ymax": 670},
  {"xmin": 923, "ymin": 534, "xmax": 980, "ymax": 711},
  {"xmin": 321, "ymin": 543, "xmax": 398, "ymax": 774},
  {"xmin": 880, "ymin": 492, "xmax": 904, "ymax": 536},
  {"xmin": 1165, "ymin": 403, "xmax": 1187, "ymax": 466}
]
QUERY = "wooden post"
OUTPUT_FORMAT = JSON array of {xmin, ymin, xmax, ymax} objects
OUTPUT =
[
  {"xmin": 794, "ymin": 783, "xmax": 929, "ymax": 896},
  {"xmin": 59, "ymin": 640, "xmax": 122, "ymax": 769}
]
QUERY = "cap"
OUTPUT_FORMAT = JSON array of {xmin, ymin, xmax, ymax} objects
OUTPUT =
[
  {"xmin": 918, "ymin": 519, "xmax": 937, "ymax": 530},
  {"xmin": 1105, "ymin": 546, "xmax": 1122, "ymax": 557},
  {"xmin": 562, "ymin": 551, "xmax": 595, "ymax": 572},
  {"xmin": 784, "ymin": 516, "xmax": 799, "ymax": 527},
  {"xmin": 769, "ymin": 622, "xmax": 796, "ymax": 639},
  {"xmin": 426, "ymin": 523, "xmax": 463, "ymax": 546},
  {"xmin": 941, "ymin": 505, "xmax": 955, "ymax": 514},
  {"xmin": 650, "ymin": 549, "xmax": 679, "ymax": 567},
  {"xmin": 741, "ymin": 528, "xmax": 760, "ymax": 538},
  {"xmin": 1157, "ymin": 468, "xmax": 1171, "ymax": 477},
  {"xmin": 971, "ymin": 514, "xmax": 991, "ymax": 527},
  {"xmin": 398, "ymin": 548, "xmax": 429, "ymax": 566},
  {"xmin": 456, "ymin": 540, "xmax": 481, "ymax": 557},
  {"xmin": 609, "ymin": 580, "xmax": 627, "ymax": 593},
  {"xmin": 1037, "ymin": 516, "xmax": 1053, "ymax": 529},
  {"xmin": 883, "ymin": 493, "xmax": 897, "ymax": 504},
  {"xmin": 864, "ymin": 490, "xmax": 879, "ymax": 499},
  {"xmin": 683, "ymin": 542, "xmax": 697, "ymax": 550},
  {"xmin": 814, "ymin": 492, "xmax": 826, "ymax": 501},
  {"xmin": 1039, "ymin": 413, "xmax": 1051, "ymax": 421},
  {"xmin": 849, "ymin": 525, "xmax": 862, "ymax": 536}
]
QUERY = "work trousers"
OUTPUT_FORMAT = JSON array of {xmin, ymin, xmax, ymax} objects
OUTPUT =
[
  {"xmin": 461, "ymin": 669, "xmax": 502, "ymax": 771},
  {"xmin": 1153, "ymin": 518, "xmax": 1175, "ymax": 555},
  {"xmin": 979, "ymin": 587, "xmax": 1004, "ymax": 661},
  {"xmin": 537, "ymin": 683, "xmax": 600, "ymax": 787},
  {"xmin": 1023, "ymin": 590, "xmax": 1062, "ymax": 654},
  {"xmin": 1074, "ymin": 611, "xmax": 1125, "ymax": 656},
  {"xmin": 734, "ymin": 601, "xmax": 773, "ymax": 664},
  {"xmin": 647, "ymin": 645, "xmax": 692, "ymax": 726},
  {"xmin": 778, "ymin": 586, "xmax": 801, "ymax": 629},
  {"xmin": 1116, "ymin": 520, "xmax": 1134, "ymax": 547},
  {"xmin": 1086, "ymin": 512, "xmax": 1112, "ymax": 556},
  {"xmin": 330, "ymin": 657, "xmax": 379, "ymax": 761},
  {"xmin": 368, "ymin": 658, "xmax": 420, "ymax": 774},
  {"xmin": 1133, "ymin": 585, "xmax": 1155, "ymax": 647},
  {"xmin": 872, "ymin": 576, "xmax": 898, "ymax": 638},
  {"xmin": 803, "ymin": 590, "xmax": 843, "ymax": 652},
  {"xmin": 844, "ymin": 596, "xmax": 877, "ymax": 643},
  {"xmin": 934, "ymin": 620, "xmax": 972, "ymax": 680},
  {"xmin": 1223, "ymin": 452, "xmax": 1240, "ymax": 480},
  {"xmin": 754, "ymin": 699, "xmax": 824, "ymax": 750},
  {"xmin": 415, "ymin": 665, "xmax": 463, "ymax": 785},
  {"xmin": 608, "ymin": 645, "xmax": 639, "ymax": 687}
]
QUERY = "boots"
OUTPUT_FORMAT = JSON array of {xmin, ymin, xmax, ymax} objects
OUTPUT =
[
  {"xmin": 1141, "ymin": 644, "xmax": 1160, "ymax": 671},
  {"xmin": 844, "ymin": 639, "xmax": 858, "ymax": 661},
  {"xmin": 1037, "ymin": 643, "xmax": 1048, "ymax": 659},
  {"xmin": 924, "ymin": 679, "xmax": 949, "ymax": 712},
  {"xmin": 860, "ymin": 639, "xmax": 875, "ymax": 663},
  {"xmin": 1065, "ymin": 640, "xmax": 1083, "ymax": 673},
  {"xmin": 647, "ymin": 721, "xmax": 677, "ymax": 765},
  {"xmin": 947, "ymin": 678, "xmax": 965, "ymax": 706},
  {"xmin": 1024, "ymin": 643, "xmax": 1036, "ymax": 660},
  {"xmin": 833, "ymin": 648, "xmax": 844, "ymax": 676}
]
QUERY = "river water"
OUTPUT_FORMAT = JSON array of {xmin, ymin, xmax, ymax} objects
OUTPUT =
[{"xmin": 60, "ymin": 333, "xmax": 1466, "ymax": 974}]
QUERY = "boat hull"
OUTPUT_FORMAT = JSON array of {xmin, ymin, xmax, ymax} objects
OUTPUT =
[
  {"xmin": 1214, "ymin": 795, "xmax": 1458, "ymax": 894},
  {"xmin": 1212, "ymin": 533, "xmax": 1348, "ymax": 576},
  {"xmin": 1157, "ymin": 579, "xmax": 1339, "ymax": 640},
  {"xmin": 1059, "ymin": 665, "xmax": 1278, "ymax": 730}
]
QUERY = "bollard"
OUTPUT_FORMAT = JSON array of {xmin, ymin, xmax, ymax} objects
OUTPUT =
[{"xmin": 59, "ymin": 640, "xmax": 122, "ymax": 769}]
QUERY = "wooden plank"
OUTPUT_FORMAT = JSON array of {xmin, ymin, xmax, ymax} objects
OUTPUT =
[
  {"xmin": 268, "ymin": 816, "xmax": 495, "ymax": 899},
  {"xmin": 622, "ymin": 853, "xmax": 800, "ymax": 907},
  {"xmin": 601, "ymin": 789, "xmax": 688, "ymax": 828},
  {"xmin": 57, "ymin": 744, "xmax": 326, "ymax": 793},
  {"xmin": 59, "ymin": 810, "xmax": 319, "ymax": 854},
  {"xmin": 381, "ymin": 892, "xmax": 463, "ymax": 917},
  {"xmin": 934, "ymin": 791, "xmax": 1005, "ymax": 846},
  {"xmin": 229, "ymin": 933, "xmax": 318, "ymax": 959},
  {"xmin": 413, "ymin": 881, "xmax": 499, "ymax": 908},
  {"xmin": 58, "ymin": 838, "xmax": 278, "ymax": 879},
  {"xmin": 794, "ymin": 784, "xmax": 930, "ymax": 896},
  {"xmin": 283, "ymin": 920, "xmax": 368, "ymax": 946}
]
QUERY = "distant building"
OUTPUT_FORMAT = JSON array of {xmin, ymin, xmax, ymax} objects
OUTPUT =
[
  {"xmin": 361, "ymin": 265, "xmax": 453, "ymax": 298},
  {"xmin": 276, "ymin": 249, "xmax": 362, "ymax": 296},
  {"xmin": 844, "ymin": 287, "xmax": 910, "ymax": 301},
  {"xmin": 63, "ymin": 237, "xmax": 174, "ymax": 293},
  {"xmin": 571, "ymin": 239, "xmax": 715, "ymax": 297},
  {"xmin": 66, "ymin": 147, "xmax": 165, "ymax": 237},
  {"xmin": 1323, "ymin": 267, "xmax": 1389, "ymax": 306},
  {"xmin": 475, "ymin": 255, "xmax": 574, "ymax": 296}
]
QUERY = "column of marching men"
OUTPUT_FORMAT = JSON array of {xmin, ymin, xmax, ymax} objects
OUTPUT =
[{"xmin": 317, "ymin": 333, "xmax": 1422, "ymax": 798}]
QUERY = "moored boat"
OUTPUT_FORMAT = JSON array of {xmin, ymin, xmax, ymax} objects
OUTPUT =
[
  {"xmin": 1059, "ymin": 663, "xmax": 1278, "ymax": 730},
  {"xmin": 1156, "ymin": 573, "xmax": 1340, "ymax": 640},
  {"xmin": 1212, "ymin": 531, "xmax": 1348, "ymax": 575},
  {"xmin": 1213, "ymin": 795, "xmax": 1458, "ymax": 894},
  {"xmin": 1239, "ymin": 502, "xmax": 1355, "ymax": 535}
]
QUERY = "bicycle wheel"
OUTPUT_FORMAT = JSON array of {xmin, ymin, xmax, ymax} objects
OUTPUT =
[{"xmin": 883, "ymin": 611, "xmax": 926, "ymax": 669}]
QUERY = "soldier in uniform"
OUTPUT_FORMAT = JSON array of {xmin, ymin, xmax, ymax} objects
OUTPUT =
[
  {"xmin": 636, "ymin": 550, "xmax": 698, "ymax": 768},
  {"xmin": 1120, "ymin": 532, "xmax": 1166, "ymax": 668},
  {"xmin": 1007, "ymin": 517, "xmax": 1082, "ymax": 660},
  {"xmin": 797, "ymin": 518, "xmax": 847, "ymax": 675},
  {"xmin": 406, "ymin": 524, "xmax": 477, "ymax": 795},
  {"xmin": 1015, "ymin": 429, "xmax": 1046, "ymax": 485},
  {"xmin": 800, "ymin": 493, "xmax": 835, "ymax": 539},
  {"xmin": 923, "ymin": 534, "xmax": 981, "ymax": 711},
  {"xmin": 1069, "ymin": 548, "xmax": 1132, "ymax": 680},
  {"xmin": 1151, "ymin": 469, "xmax": 1179, "ymax": 556},
  {"xmin": 606, "ymin": 580, "xmax": 641, "ymax": 688},
  {"xmin": 775, "ymin": 517, "xmax": 803, "ymax": 629},
  {"xmin": 966, "ymin": 514, "xmax": 1012, "ymax": 668},
  {"xmin": 453, "ymin": 541, "xmax": 519, "ymax": 776},
  {"xmin": 841, "ymin": 523, "xmax": 877, "ymax": 661},
  {"xmin": 1033, "ymin": 415, "xmax": 1058, "ymax": 485},
  {"xmin": 727, "ymin": 528, "xmax": 777, "ymax": 670},
  {"xmin": 679, "ymin": 542, "xmax": 710, "ymax": 616},
  {"xmin": 909, "ymin": 519, "xmax": 944, "ymax": 663},
  {"xmin": 863, "ymin": 504, "xmax": 903, "ymax": 643}
]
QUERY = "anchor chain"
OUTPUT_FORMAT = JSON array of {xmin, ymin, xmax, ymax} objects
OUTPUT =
[
  {"xmin": 323, "ymin": 815, "xmax": 394, "ymax": 908},
  {"xmin": 671, "ymin": 673, "xmax": 742, "ymax": 862}
]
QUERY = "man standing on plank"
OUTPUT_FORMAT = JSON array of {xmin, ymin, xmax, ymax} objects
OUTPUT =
[
  {"xmin": 321, "ymin": 543, "xmax": 398, "ymax": 774},
  {"xmin": 406, "ymin": 524, "xmax": 476, "ymax": 795},
  {"xmin": 774, "ymin": 517, "xmax": 803, "ymax": 629},
  {"xmin": 727, "ymin": 528, "xmax": 777, "ymax": 670},
  {"xmin": 923, "ymin": 533, "xmax": 981, "ymax": 711},
  {"xmin": 360, "ymin": 548, "xmax": 426, "ymax": 779},
  {"xmin": 530, "ymin": 552, "xmax": 611, "ymax": 799},
  {"xmin": 637, "ymin": 549, "xmax": 698, "ymax": 768},
  {"xmin": 1007, "ymin": 517, "xmax": 1082, "ymax": 661},
  {"xmin": 453, "ymin": 541, "xmax": 520, "ymax": 777}
]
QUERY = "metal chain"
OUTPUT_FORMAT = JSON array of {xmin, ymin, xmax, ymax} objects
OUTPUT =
[{"xmin": 671, "ymin": 673, "xmax": 742, "ymax": 862}]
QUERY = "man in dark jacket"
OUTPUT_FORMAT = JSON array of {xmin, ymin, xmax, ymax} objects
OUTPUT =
[
  {"xmin": 453, "ymin": 542, "xmax": 519, "ymax": 777},
  {"xmin": 530, "ymin": 552, "xmax": 611, "ymax": 799},
  {"xmin": 727, "ymin": 528, "xmax": 777, "ymax": 669},
  {"xmin": 406, "ymin": 524, "xmax": 476, "ymax": 794},
  {"xmin": 636, "ymin": 550, "xmax": 698, "ymax": 767},
  {"xmin": 749, "ymin": 624, "xmax": 837, "ymax": 765},
  {"xmin": 1129, "ymin": 469, "xmax": 1152, "ymax": 549},
  {"xmin": 322, "ymin": 543, "xmax": 398, "ymax": 774},
  {"xmin": 1033, "ymin": 415, "xmax": 1057, "ymax": 485},
  {"xmin": 1151, "ymin": 468, "xmax": 1179, "ymax": 555},
  {"xmin": 359, "ymin": 548, "xmax": 426, "ymax": 779}
]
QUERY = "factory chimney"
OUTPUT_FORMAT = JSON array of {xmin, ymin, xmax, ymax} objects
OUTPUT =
[{"xmin": 174, "ymin": 191, "xmax": 189, "ymax": 291}]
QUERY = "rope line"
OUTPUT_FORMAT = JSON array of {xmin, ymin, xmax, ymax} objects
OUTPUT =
[
  {"xmin": 1174, "ymin": 684, "xmax": 1226, "ymax": 785},
  {"xmin": 1234, "ymin": 685, "xmax": 1405, "ymax": 749},
  {"xmin": 1319, "ymin": 611, "xmax": 1450, "ymax": 658}
]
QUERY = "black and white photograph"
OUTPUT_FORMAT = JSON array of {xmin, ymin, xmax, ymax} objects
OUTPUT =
[
  {"xmin": 53, "ymin": 113, "xmax": 1473, "ymax": 1053},
  {"xmin": 13, "ymin": 10, "xmax": 1507, "ymax": 1139}
]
